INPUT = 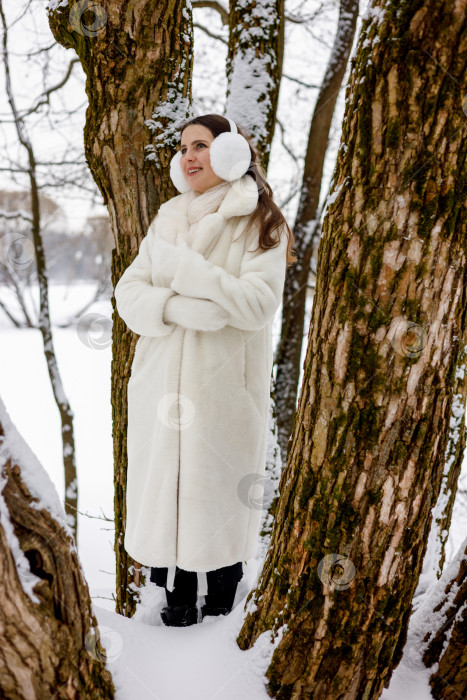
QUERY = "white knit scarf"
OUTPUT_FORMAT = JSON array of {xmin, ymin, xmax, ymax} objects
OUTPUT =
[{"xmin": 184, "ymin": 180, "xmax": 232, "ymax": 247}]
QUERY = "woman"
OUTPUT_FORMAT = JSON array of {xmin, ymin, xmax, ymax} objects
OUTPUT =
[{"xmin": 114, "ymin": 113, "xmax": 296, "ymax": 627}]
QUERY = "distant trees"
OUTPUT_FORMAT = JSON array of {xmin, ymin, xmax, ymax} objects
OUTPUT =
[
  {"xmin": 0, "ymin": 190, "xmax": 112, "ymax": 328},
  {"xmin": 0, "ymin": 0, "xmax": 115, "ymax": 546}
]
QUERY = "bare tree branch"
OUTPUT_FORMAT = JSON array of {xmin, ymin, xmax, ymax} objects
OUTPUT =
[
  {"xmin": 283, "ymin": 73, "xmax": 320, "ymax": 89},
  {"xmin": 0, "ymin": 208, "xmax": 33, "ymax": 222},
  {"xmin": 0, "ymin": 0, "xmax": 79, "ymax": 541},
  {"xmin": 193, "ymin": 21, "xmax": 227, "ymax": 44},
  {"xmin": 19, "ymin": 58, "xmax": 80, "ymax": 119},
  {"xmin": 192, "ymin": 0, "xmax": 228, "ymax": 24}
]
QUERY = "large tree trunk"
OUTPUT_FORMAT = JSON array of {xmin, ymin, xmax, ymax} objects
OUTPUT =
[
  {"xmin": 226, "ymin": 0, "xmax": 285, "ymax": 169},
  {"xmin": 274, "ymin": 0, "xmax": 359, "ymax": 466},
  {"xmin": 237, "ymin": 1, "xmax": 467, "ymax": 697},
  {"xmin": 0, "ymin": 396, "xmax": 114, "ymax": 699},
  {"xmin": 47, "ymin": 0, "xmax": 194, "ymax": 616}
]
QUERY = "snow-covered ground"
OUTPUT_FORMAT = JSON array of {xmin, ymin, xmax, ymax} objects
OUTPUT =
[{"xmin": 1, "ymin": 284, "xmax": 465, "ymax": 699}]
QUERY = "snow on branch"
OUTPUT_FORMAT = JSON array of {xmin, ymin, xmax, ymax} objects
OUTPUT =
[
  {"xmin": 0, "ymin": 207, "xmax": 33, "ymax": 223},
  {"xmin": 0, "ymin": 395, "xmax": 74, "ymax": 603},
  {"xmin": 226, "ymin": 0, "xmax": 279, "ymax": 149},
  {"xmin": 0, "ymin": 396, "xmax": 72, "ymax": 535}
]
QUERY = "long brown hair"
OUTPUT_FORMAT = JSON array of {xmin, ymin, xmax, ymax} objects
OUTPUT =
[{"xmin": 177, "ymin": 114, "xmax": 297, "ymax": 266}]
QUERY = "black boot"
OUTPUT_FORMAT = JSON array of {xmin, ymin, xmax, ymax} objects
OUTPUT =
[
  {"xmin": 160, "ymin": 567, "xmax": 199, "ymax": 627},
  {"xmin": 200, "ymin": 603, "xmax": 230, "ymax": 618},
  {"xmin": 160, "ymin": 604, "xmax": 198, "ymax": 627}
]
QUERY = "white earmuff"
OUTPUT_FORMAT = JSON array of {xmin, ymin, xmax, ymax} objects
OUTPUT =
[
  {"xmin": 209, "ymin": 118, "xmax": 252, "ymax": 182},
  {"xmin": 169, "ymin": 116, "xmax": 252, "ymax": 194},
  {"xmin": 170, "ymin": 150, "xmax": 191, "ymax": 194}
]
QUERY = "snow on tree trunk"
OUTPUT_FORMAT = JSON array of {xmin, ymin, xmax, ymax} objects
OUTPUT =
[
  {"xmin": 404, "ymin": 537, "xmax": 467, "ymax": 700},
  {"xmin": 237, "ymin": 1, "xmax": 467, "ymax": 697},
  {"xmin": 0, "ymin": 396, "xmax": 115, "ymax": 698},
  {"xmin": 415, "ymin": 341, "xmax": 467, "ymax": 601},
  {"xmin": 47, "ymin": 0, "xmax": 194, "ymax": 617},
  {"xmin": 274, "ymin": 0, "xmax": 359, "ymax": 467},
  {"xmin": 226, "ymin": 0, "xmax": 284, "ymax": 169},
  {"xmin": 425, "ymin": 541, "xmax": 466, "ymax": 699}
]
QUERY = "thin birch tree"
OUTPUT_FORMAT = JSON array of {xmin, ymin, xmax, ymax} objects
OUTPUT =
[{"xmin": 0, "ymin": 0, "xmax": 80, "ymax": 543}]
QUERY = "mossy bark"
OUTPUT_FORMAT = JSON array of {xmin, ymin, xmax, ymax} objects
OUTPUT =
[
  {"xmin": 0, "ymin": 408, "xmax": 115, "ymax": 699},
  {"xmin": 237, "ymin": 1, "xmax": 467, "ymax": 697},
  {"xmin": 274, "ymin": 0, "xmax": 359, "ymax": 467},
  {"xmin": 47, "ymin": 0, "xmax": 193, "ymax": 616}
]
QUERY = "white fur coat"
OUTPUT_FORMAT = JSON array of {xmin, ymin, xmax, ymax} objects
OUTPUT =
[{"xmin": 114, "ymin": 174, "xmax": 288, "ymax": 572}]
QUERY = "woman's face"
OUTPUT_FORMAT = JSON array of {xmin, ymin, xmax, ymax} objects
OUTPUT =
[{"xmin": 180, "ymin": 124, "xmax": 225, "ymax": 194}]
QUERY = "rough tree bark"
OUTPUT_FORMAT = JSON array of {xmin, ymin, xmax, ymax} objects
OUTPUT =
[
  {"xmin": 237, "ymin": 1, "xmax": 467, "ymax": 698},
  {"xmin": 226, "ymin": 0, "xmax": 285, "ymax": 169},
  {"xmin": 0, "ymin": 396, "xmax": 115, "ymax": 699},
  {"xmin": 274, "ymin": 0, "xmax": 359, "ymax": 467},
  {"xmin": 47, "ymin": 0, "xmax": 193, "ymax": 616}
]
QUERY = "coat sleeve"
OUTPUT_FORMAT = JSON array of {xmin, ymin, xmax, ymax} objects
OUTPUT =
[
  {"xmin": 170, "ymin": 224, "xmax": 289, "ymax": 331},
  {"xmin": 114, "ymin": 219, "xmax": 177, "ymax": 337}
]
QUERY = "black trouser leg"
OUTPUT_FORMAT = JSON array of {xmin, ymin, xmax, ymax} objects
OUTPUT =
[
  {"xmin": 154, "ymin": 561, "xmax": 243, "ymax": 610},
  {"xmin": 164, "ymin": 567, "xmax": 198, "ymax": 608},
  {"xmin": 204, "ymin": 584, "xmax": 238, "ymax": 611},
  {"xmin": 203, "ymin": 561, "xmax": 243, "ymax": 614}
]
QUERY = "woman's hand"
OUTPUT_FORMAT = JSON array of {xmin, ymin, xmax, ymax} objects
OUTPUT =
[{"xmin": 163, "ymin": 294, "xmax": 229, "ymax": 331}]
